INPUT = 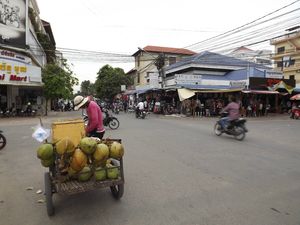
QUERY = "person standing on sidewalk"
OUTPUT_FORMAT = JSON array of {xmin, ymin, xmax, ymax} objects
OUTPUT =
[{"xmin": 73, "ymin": 95, "xmax": 105, "ymax": 139}]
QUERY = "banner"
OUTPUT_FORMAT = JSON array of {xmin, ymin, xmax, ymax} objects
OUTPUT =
[{"xmin": 0, "ymin": 0, "xmax": 27, "ymax": 47}]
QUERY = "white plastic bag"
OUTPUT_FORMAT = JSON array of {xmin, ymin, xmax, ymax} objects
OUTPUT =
[{"xmin": 32, "ymin": 125, "xmax": 50, "ymax": 143}]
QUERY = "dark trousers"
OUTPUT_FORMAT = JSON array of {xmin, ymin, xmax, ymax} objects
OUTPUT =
[{"xmin": 88, "ymin": 129, "xmax": 105, "ymax": 139}]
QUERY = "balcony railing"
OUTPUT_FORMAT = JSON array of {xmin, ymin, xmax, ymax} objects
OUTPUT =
[
  {"xmin": 270, "ymin": 32, "xmax": 300, "ymax": 44},
  {"xmin": 271, "ymin": 49, "xmax": 300, "ymax": 58}
]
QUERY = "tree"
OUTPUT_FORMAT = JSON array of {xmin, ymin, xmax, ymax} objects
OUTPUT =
[
  {"xmin": 42, "ymin": 60, "xmax": 78, "ymax": 115},
  {"xmin": 94, "ymin": 65, "xmax": 133, "ymax": 100},
  {"xmin": 80, "ymin": 80, "xmax": 95, "ymax": 96}
]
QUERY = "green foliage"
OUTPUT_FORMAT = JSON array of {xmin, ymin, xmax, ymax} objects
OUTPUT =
[
  {"xmin": 94, "ymin": 65, "xmax": 133, "ymax": 100},
  {"xmin": 42, "ymin": 62, "xmax": 78, "ymax": 100},
  {"xmin": 80, "ymin": 80, "xmax": 95, "ymax": 96},
  {"xmin": 29, "ymin": 7, "xmax": 56, "ymax": 63},
  {"xmin": 37, "ymin": 33, "xmax": 56, "ymax": 64}
]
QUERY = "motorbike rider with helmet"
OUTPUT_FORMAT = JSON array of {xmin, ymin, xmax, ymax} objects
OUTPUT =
[{"xmin": 219, "ymin": 96, "xmax": 240, "ymax": 130}]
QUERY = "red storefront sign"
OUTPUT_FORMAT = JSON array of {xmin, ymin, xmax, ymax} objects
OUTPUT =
[{"xmin": 9, "ymin": 74, "xmax": 27, "ymax": 81}]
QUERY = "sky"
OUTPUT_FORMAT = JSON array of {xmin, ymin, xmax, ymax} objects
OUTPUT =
[{"xmin": 37, "ymin": 0, "xmax": 297, "ymax": 91}]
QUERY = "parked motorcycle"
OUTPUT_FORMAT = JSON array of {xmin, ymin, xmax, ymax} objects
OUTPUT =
[
  {"xmin": 83, "ymin": 109, "xmax": 120, "ymax": 130},
  {"xmin": 0, "ymin": 130, "xmax": 7, "ymax": 150},
  {"xmin": 214, "ymin": 112, "xmax": 248, "ymax": 141}
]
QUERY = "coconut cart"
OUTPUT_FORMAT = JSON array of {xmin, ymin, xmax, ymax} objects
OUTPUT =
[{"xmin": 44, "ymin": 119, "xmax": 124, "ymax": 216}]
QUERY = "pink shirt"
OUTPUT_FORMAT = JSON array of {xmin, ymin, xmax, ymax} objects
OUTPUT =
[
  {"xmin": 223, "ymin": 102, "xmax": 240, "ymax": 120},
  {"xmin": 86, "ymin": 101, "xmax": 105, "ymax": 133}
]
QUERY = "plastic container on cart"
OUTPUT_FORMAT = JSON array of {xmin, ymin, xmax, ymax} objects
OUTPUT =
[{"xmin": 51, "ymin": 119, "xmax": 85, "ymax": 146}]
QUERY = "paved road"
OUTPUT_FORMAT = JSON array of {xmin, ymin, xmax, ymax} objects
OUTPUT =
[{"xmin": 0, "ymin": 112, "xmax": 299, "ymax": 225}]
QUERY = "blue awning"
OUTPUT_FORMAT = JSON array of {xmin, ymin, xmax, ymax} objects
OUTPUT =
[{"xmin": 136, "ymin": 88, "xmax": 162, "ymax": 94}]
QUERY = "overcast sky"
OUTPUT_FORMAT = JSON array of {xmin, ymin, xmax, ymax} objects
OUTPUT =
[{"xmin": 37, "ymin": 0, "xmax": 296, "ymax": 91}]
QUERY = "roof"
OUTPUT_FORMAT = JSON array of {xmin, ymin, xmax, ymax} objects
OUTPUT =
[
  {"xmin": 132, "ymin": 45, "xmax": 196, "ymax": 56},
  {"xmin": 232, "ymin": 46, "xmax": 253, "ymax": 53},
  {"xmin": 126, "ymin": 68, "xmax": 137, "ymax": 75},
  {"xmin": 166, "ymin": 51, "xmax": 270, "ymax": 72}
]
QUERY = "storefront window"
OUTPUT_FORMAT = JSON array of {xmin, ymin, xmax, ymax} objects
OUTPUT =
[{"xmin": 19, "ymin": 87, "xmax": 42, "ymax": 106}]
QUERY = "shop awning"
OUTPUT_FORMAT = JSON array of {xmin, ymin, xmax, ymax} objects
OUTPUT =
[
  {"xmin": 242, "ymin": 90, "xmax": 279, "ymax": 94},
  {"xmin": 0, "ymin": 82, "xmax": 43, "ymax": 87},
  {"xmin": 123, "ymin": 89, "xmax": 137, "ymax": 95},
  {"xmin": 177, "ymin": 87, "xmax": 242, "ymax": 101},
  {"xmin": 178, "ymin": 88, "xmax": 195, "ymax": 101},
  {"xmin": 194, "ymin": 88, "xmax": 242, "ymax": 93},
  {"xmin": 268, "ymin": 81, "xmax": 294, "ymax": 94}
]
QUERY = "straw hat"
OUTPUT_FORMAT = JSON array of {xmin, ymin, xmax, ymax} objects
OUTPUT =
[{"xmin": 73, "ymin": 95, "xmax": 89, "ymax": 110}]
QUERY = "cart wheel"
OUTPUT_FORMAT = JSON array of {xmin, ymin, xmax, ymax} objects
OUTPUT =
[
  {"xmin": 110, "ymin": 184, "xmax": 124, "ymax": 199},
  {"xmin": 44, "ymin": 172, "xmax": 55, "ymax": 216}
]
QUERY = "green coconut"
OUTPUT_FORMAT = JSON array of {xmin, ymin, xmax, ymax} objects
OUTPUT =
[
  {"xmin": 109, "ymin": 141, "xmax": 124, "ymax": 159},
  {"xmin": 94, "ymin": 167, "xmax": 107, "ymax": 181},
  {"xmin": 106, "ymin": 164, "xmax": 119, "ymax": 179},
  {"xmin": 79, "ymin": 137, "xmax": 97, "ymax": 155},
  {"xmin": 37, "ymin": 143, "xmax": 54, "ymax": 160},
  {"xmin": 78, "ymin": 166, "xmax": 92, "ymax": 182},
  {"xmin": 41, "ymin": 157, "xmax": 54, "ymax": 167}
]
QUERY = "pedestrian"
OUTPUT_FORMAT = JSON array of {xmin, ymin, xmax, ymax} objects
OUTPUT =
[
  {"xmin": 195, "ymin": 98, "xmax": 201, "ymax": 117},
  {"xmin": 259, "ymin": 102, "xmax": 263, "ymax": 117},
  {"xmin": 265, "ymin": 103, "xmax": 270, "ymax": 116},
  {"xmin": 246, "ymin": 104, "xmax": 252, "ymax": 117},
  {"xmin": 73, "ymin": 95, "xmax": 105, "ymax": 139}
]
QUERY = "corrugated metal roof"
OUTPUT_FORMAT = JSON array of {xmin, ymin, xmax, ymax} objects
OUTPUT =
[{"xmin": 166, "ymin": 51, "xmax": 270, "ymax": 72}]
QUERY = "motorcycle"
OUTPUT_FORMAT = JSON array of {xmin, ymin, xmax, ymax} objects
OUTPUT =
[
  {"xmin": 290, "ymin": 107, "xmax": 300, "ymax": 119},
  {"xmin": 214, "ymin": 112, "xmax": 248, "ymax": 141},
  {"xmin": 83, "ymin": 109, "xmax": 120, "ymax": 130},
  {"xmin": 136, "ymin": 109, "xmax": 146, "ymax": 119},
  {"xmin": 0, "ymin": 130, "xmax": 7, "ymax": 150}
]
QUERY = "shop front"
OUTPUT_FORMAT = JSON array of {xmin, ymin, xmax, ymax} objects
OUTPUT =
[
  {"xmin": 0, "ymin": 51, "xmax": 44, "ymax": 115},
  {"xmin": 247, "ymin": 77, "xmax": 296, "ymax": 113}
]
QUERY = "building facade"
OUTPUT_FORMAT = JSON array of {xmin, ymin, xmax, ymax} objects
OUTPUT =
[
  {"xmin": 270, "ymin": 29, "xmax": 300, "ymax": 88},
  {"xmin": 164, "ymin": 51, "xmax": 280, "ymax": 90},
  {"xmin": 228, "ymin": 46, "xmax": 272, "ymax": 67},
  {"xmin": 0, "ymin": 0, "xmax": 54, "ymax": 115},
  {"xmin": 130, "ymin": 46, "xmax": 196, "ymax": 92}
]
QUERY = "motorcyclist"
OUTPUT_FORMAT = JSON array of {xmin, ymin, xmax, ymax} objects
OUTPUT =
[
  {"xmin": 136, "ymin": 100, "xmax": 145, "ymax": 118},
  {"xmin": 219, "ymin": 96, "xmax": 240, "ymax": 130},
  {"xmin": 26, "ymin": 102, "xmax": 32, "ymax": 116}
]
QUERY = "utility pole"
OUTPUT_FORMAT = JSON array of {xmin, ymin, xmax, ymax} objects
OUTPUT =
[{"xmin": 154, "ymin": 53, "xmax": 165, "ymax": 89}]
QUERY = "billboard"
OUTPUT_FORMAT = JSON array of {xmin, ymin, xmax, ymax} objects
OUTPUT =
[{"xmin": 0, "ymin": 0, "xmax": 27, "ymax": 47}]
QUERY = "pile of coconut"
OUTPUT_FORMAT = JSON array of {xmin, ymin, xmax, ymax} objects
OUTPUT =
[{"xmin": 36, "ymin": 137, "xmax": 124, "ymax": 182}]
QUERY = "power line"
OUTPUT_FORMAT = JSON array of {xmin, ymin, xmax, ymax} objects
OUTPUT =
[
  {"xmin": 185, "ymin": 0, "xmax": 300, "ymax": 50},
  {"xmin": 189, "ymin": 8, "xmax": 300, "ymax": 52}
]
